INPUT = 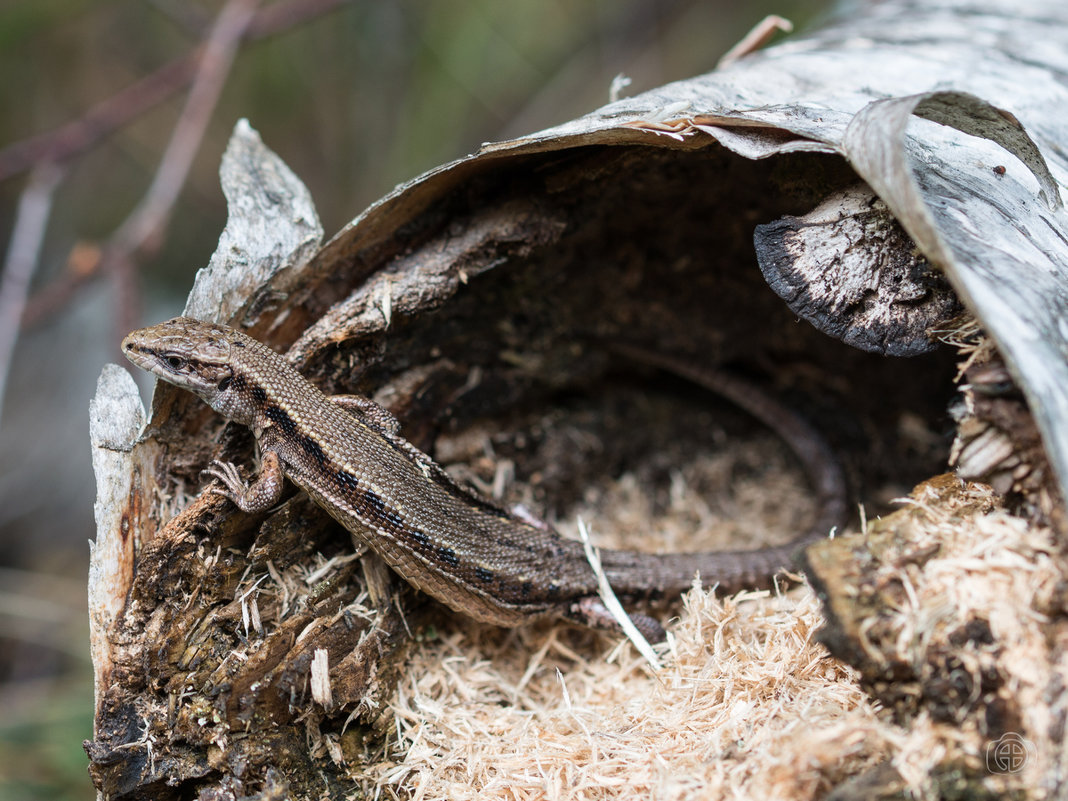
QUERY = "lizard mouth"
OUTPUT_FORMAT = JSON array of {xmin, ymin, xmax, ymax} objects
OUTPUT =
[{"xmin": 121, "ymin": 335, "xmax": 164, "ymax": 377}]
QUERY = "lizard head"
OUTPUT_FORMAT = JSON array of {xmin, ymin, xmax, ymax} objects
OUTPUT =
[{"xmin": 123, "ymin": 316, "xmax": 239, "ymax": 414}]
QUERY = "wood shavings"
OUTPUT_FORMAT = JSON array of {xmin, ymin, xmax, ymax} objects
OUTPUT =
[
  {"xmin": 311, "ymin": 649, "xmax": 333, "ymax": 708},
  {"xmin": 354, "ymin": 477, "xmax": 1061, "ymax": 800},
  {"xmin": 807, "ymin": 478, "xmax": 1059, "ymax": 798},
  {"xmin": 378, "ymin": 277, "xmax": 392, "ymax": 327},
  {"xmin": 366, "ymin": 586, "xmax": 890, "ymax": 801},
  {"xmin": 621, "ymin": 118, "xmax": 696, "ymax": 140},
  {"xmin": 576, "ymin": 518, "xmax": 661, "ymax": 670},
  {"xmin": 622, "ymin": 102, "xmax": 697, "ymax": 140},
  {"xmin": 931, "ymin": 315, "xmax": 993, "ymax": 383}
]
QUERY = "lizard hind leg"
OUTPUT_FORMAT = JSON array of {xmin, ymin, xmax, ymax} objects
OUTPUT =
[{"xmin": 568, "ymin": 596, "xmax": 667, "ymax": 643}]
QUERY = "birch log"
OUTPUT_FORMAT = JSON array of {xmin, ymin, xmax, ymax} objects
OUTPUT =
[{"xmin": 88, "ymin": 0, "xmax": 1068, "ymax": 797}]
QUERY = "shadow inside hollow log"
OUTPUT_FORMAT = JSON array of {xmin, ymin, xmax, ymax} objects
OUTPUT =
[
  {"xmin": 290, "ymin": 145, "xmax": 958, "ymax": 510},
  {"xmin": 91, "ymin": 142, "xmax": 962, "ymax": 798}
]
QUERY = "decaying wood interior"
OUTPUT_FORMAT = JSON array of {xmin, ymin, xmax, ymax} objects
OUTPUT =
[{"xmin": 90, "ymin": 141, "xmax": 1047, "ymax": 800}]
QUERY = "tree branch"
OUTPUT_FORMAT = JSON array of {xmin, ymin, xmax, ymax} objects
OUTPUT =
[{"xmin": 0, "ymin": 0, "xmax": 348, "ymax": 184}]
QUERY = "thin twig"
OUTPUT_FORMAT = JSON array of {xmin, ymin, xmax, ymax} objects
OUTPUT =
[
  {"xmin": 246, "ymin": 0, "xmax": 349, "ymax": 38},
  {"xmin": 110, "ymin": 0, "xmax": 261, "ymax": 338},
  {"xmin": 0, "ymin": 58, "xmax": 197, "ymax": 184},
  {"xmin": 110, "ymin": 0, "xmax": 260, "ymax": 258},
  {"xmin": 19, "ymin": 242, "xmax": 101, "ymax": 328},
  {"xmin": 0, "ymin": 0, "xmax": 347, "ymax": 184},
  {"xmin": 716, "ymin": 15, "xmax": 793, "ymax": 68},
  {"xmin": 0, "ymin": 164, "xmax": 65, "ymax": 425},
  {"xmin": 10, "ymin": 0, "xmax": 348, "ymax": 334},
  {"xmin": 145, "ymin": 0, "xmax": 213, "ymax": 35},
  {"xmin": 576, "ymin": 518, "xmax": 662, "ymax": 671}
]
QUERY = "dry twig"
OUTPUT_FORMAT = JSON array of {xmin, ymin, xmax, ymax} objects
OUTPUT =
[
  {"xmin": 0, "ymin": 164, "xmax": 65, "ymax": 424},
  {"xmin": 7, "ymin": 0, "xmax": 347, "ymax": 333},
  {"xmin": 102, "ymin": 0, "xmax": 260, "ymax": 336}
]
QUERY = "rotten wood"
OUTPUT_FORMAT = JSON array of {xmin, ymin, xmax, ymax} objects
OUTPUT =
[
  {"xmin": 754, "ymin": 183, "xmax": 963, "ymax": 357},
  {"xmin": 88, "ymin": 0, "xmax": 1068, "ymax": 797}
]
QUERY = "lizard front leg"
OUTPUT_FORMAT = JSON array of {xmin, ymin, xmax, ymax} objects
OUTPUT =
[{"xmin": 203, "ymin": 450, "xmax": 285, "ymax": 514}]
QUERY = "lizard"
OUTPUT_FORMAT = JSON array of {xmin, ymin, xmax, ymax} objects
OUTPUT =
[{"xmin": 122, "ymin": 316, "xmax": 847, "ymax": 638}]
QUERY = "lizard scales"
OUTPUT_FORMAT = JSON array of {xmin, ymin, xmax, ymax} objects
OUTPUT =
[{"xmin": 123, "ymin": 317, "xmax": 846, "ymax": 633}]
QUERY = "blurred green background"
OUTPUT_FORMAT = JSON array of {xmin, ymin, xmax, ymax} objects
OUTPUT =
[{"xmin": 0, "ymin": 1, "xmax": 828, "ymax": 797}]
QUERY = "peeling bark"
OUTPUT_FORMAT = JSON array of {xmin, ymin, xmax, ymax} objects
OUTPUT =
[
  {"xmin": 755, "ymin": 183, "xmax": 963, "ymax": 357},
  {"xmin": 88, "ymin": 0, "xmax": 1068, "ymax": 797}
]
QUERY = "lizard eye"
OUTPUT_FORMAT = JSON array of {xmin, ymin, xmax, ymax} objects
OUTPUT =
[{"xmin": 164, "ymin": 355, "xmax": 186, "ymax": 372}]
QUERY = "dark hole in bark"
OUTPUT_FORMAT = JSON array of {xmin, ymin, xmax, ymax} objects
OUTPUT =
[{"xmin": 93, "ymin": 143, "xmax": 961, "ymax": 798}]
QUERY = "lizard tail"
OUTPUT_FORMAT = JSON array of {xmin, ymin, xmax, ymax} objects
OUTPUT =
[{"xmin": 599, "ymin": 344, "xmax": 849, "ymax": 599}]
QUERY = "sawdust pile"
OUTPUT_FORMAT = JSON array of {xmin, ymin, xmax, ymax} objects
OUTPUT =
[
  {"xmin": 371, "ymin": 587, "xmax": 879, "ymax": 800},
  {"xmin": 357, "ymin": 472, "xmax": 1057, "ymax": 799}
]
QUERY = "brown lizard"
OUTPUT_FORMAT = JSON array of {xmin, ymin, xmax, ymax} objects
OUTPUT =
[{"xmin": 123, "ymin": 317, "xmax": 847, "ymax": 638}]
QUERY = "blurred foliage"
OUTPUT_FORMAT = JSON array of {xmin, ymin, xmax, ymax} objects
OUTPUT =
[
  {"xmin": 0, "ymin": 1, "xmax": 828, "ymax": 798},
  {"xmin": 0, "ymin": 676, "xmax": 95, "ymax": 801},
  {"xmin": 0, "ymin": 0, "xmax": 831, "ymax": 298}
]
